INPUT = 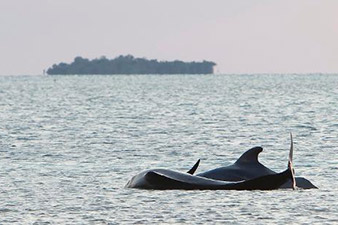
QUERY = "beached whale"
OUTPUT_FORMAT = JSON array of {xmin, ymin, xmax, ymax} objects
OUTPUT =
[
  {"xmin": 125, "ymin": 135, "xmax": 296, "ymax": 190},
  {"xmin": 197, "ymin": 145, "xmax": 317, "ymax": 189}
]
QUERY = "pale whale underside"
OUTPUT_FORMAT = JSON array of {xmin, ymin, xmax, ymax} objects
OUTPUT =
[{"xmin": 197, "ymin": 146, "xmax": 317, "ymax": 189}]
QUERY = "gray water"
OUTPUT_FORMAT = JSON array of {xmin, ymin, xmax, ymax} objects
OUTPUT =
[{"xmin": 0, "ymin": 74, "xmax": 337, "ymax": 224}]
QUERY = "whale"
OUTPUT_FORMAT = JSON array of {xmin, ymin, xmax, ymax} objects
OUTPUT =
[
  {"xmin": 125, "ymin": 135, "xmax": 296, "ymax": 190},
  {"xmin": 197, "ymin": 142, "xmax": 317, "ymax": 189},
  {"xmin": 125, "ymin": 166, "xmax": 294, "ymax": 190}
]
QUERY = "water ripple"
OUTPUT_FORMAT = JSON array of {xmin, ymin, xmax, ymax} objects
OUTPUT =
[{"xmin": 0, "ymin": 74, "xmax": 337, "ymax": 224}]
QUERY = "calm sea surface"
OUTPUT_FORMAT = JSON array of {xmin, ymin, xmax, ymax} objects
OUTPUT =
[{"xmin": 0, "ymin": 74, "xmax": 337, "ymax": 224}]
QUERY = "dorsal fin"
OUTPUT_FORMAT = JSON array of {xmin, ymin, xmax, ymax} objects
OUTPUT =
[
  {"xmin": 235, "ymin": 146, "xmax": 263, "ymax": 164},
  {"xmin": 187, "ymin": 159, "xmax": 200, "ymax": 174}
]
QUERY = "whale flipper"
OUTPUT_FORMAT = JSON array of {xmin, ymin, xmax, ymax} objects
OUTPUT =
[
  {"xmin": 235, "ymin": 146, "xmax": 263, "ymax": 164},
  {"xmin": 187, "ymin": 159, "xmax": 200, "ymax": 175},
  {"xmin": 288, "ymin": 133, "xmax": 296, "ymax": 190}
]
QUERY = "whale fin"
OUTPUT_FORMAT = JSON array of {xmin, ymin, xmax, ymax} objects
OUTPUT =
[
  {"xmin": 288, "ymin": 133, "xmax": 296, "ymax": 190},
  {"xmin": 187, "ymin": 159, "xmax": 200, "ymax": 174},
  {"xmin": 235, "ymin": 146, "xmax": 263, "ymax": 164}
]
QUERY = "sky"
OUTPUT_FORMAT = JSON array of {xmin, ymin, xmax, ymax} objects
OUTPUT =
[{"xmin": 0, "ymin": 0, "xmax": 338, "ymax": 75}]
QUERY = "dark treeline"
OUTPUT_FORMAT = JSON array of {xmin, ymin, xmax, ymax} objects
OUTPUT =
[{"xmin": 47, "ymin": 55, "xmax": 216, "ymax": 75}]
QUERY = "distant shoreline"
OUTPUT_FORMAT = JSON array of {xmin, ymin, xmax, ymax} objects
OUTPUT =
[
  {"xmin": 47, "ymin": 55, "xmax": 216, "ymax": 75},
  {"xmin": 1, "ymin": 73, "xmax": 338, "ymax": 77}
]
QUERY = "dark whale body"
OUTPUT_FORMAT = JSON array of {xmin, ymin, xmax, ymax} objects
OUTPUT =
[
  {"xmin": 126, "ymin": 135, "xmax": 297, "ymax": 190},
  {"xmin": 197, "ymin": 146, "xmax": 317, "ymax": 189},
  {"xmin": 125, "ymin": 167, "xmax": 293, "ymax": 190}
]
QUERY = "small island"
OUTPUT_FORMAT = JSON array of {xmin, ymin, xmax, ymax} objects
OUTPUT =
[{"xmin": 46, "ymin": 55, "xmax": 216, "ymax": 75}]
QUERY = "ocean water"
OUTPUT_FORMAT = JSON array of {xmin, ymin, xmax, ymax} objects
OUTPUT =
[{"xmin": 0, "ymin": 74, "xmax": 337, "ymax": 224}]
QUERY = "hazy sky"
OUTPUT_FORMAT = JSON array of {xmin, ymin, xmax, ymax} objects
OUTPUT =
[{"xmin": 1, "ymin": 0, "xmax": 338, "ymax": 75}]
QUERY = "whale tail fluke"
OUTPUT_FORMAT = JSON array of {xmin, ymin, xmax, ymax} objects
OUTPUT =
[{"xmin": 288, "ymin": 133, "xmax": 296, "ymax": 190}]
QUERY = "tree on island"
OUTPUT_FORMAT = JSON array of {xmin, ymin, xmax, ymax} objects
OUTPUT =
[{"xmin": 46, "ymin": 55, "xmax": 216, "ymax": 75}]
